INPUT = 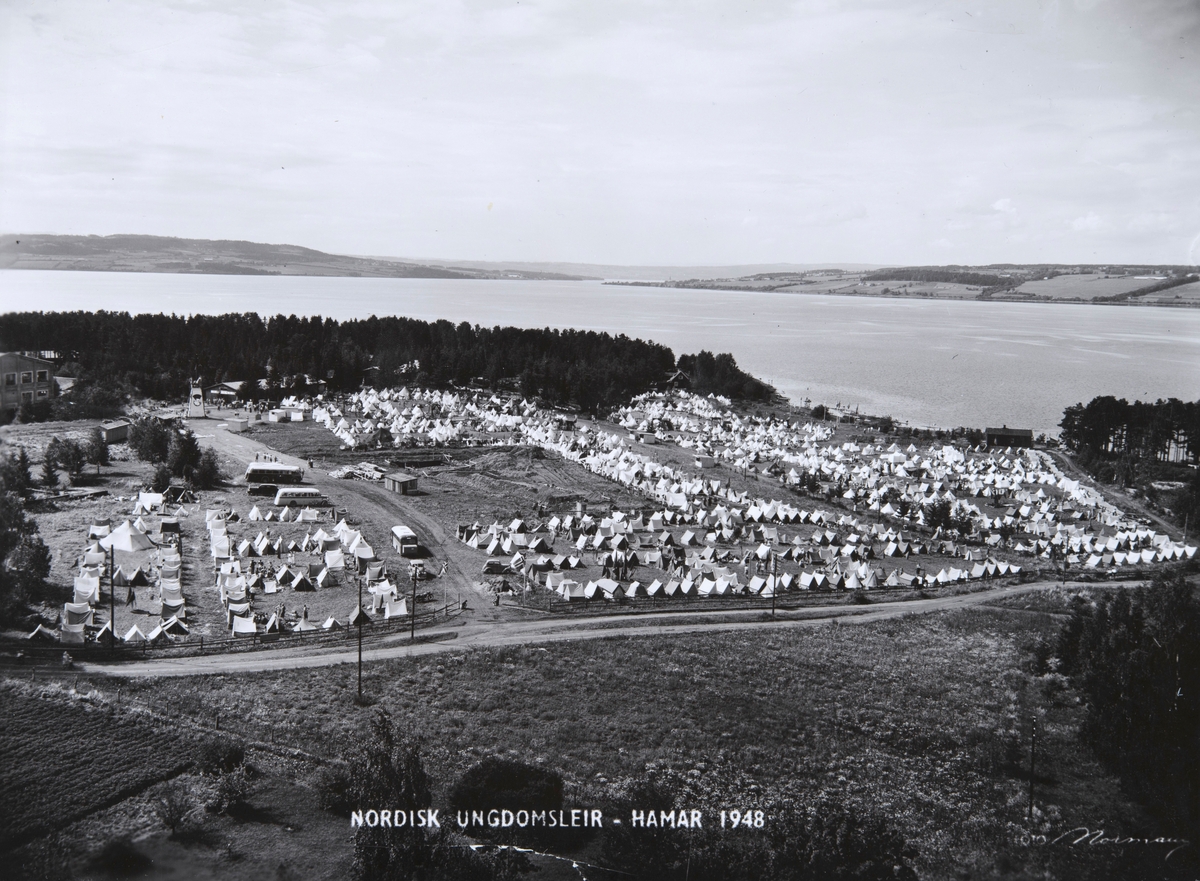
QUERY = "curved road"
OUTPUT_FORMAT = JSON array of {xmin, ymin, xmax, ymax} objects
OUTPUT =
[{"xmin": 79, "ymin": 580, "xmax": 1064, "ymax": 678}]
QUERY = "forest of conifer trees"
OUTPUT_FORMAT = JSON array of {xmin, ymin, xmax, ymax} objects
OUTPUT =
[{"xmin": 0, "ymin": 311, "xmax": 775, "ymax": 414}]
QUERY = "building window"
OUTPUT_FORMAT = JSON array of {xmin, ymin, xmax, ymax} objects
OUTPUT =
[
  {"xmin": 21, "ymin": 392, "xmax": 33, "ymax": 403},
  {"xmin": 20, "ymin": 372, "xmax": 33, "ymax": 384},
  {"xmin": 3, "ymin": 373, "xmax": 13, "ymax": 386},
  {"xmin": 36, "ymin": 370, "xmax": 48, "ymax": 383},
  {"xmin": 36, "ymin": 389, "xmax": 49, "ymax": 398}
]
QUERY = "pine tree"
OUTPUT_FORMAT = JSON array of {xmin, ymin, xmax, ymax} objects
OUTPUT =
[
  {"xmin": 87, "ymin": 427, "xmax": 110, "ymax": 474},
  {"xmin": 40, "ymin": 457, "xmax": 58, "ymax": 489}
]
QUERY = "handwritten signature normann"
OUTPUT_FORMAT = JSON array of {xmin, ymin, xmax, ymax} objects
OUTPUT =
[{"xmin": 1022, "ymin": 827, "xmax": 1191, "ymax": 861}]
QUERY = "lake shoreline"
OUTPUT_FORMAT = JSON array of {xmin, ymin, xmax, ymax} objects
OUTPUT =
[{"xmin": 2, "ymin": 270, "xmax": 1194, "ymax": 435}]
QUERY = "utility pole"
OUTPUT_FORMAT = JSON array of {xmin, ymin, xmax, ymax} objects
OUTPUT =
[
  {"xmin": 771, "ymin": 552, "xmax": 777, "ymax": 619},
  {"xmin": 109, "ymin": 545, "xmax": 116, "ymax": 653},
  {"xmin": 411, "ymin": 567, "xmax": 417, "ymax": 641},
  {"xmin": 1028, "ymin": 716, "xmax": 1037, "ymax": 826},
  {"xmin": 357, "ymin": 575, "xmax": 363, "ymax": 699}
]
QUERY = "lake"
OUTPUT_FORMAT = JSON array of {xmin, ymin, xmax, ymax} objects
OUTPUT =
[{"xmin": 2, "ymin": 270, "xmax": 1196, "ymax": 434}]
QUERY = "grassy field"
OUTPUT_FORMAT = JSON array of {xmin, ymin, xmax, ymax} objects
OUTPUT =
[
  {"xmin": 0, "ymin": 680, "xmax": 198, "ymax": 851},
  {"xmin": 1014, "ymin": 274, "xmax": 1150, "ymax": 300},
  {"xmin": 76, "ymin": 605, "xmax": 1179, "ymax": 879}
]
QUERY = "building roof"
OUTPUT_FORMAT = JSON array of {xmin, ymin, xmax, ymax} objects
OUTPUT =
[
  {"xmin": 0, "ymin": 352, "xmax": 54, "ymax": 367},
  {"xmin": 985, "ymin": 427, "xmax": 1033, "ymax": 436}
]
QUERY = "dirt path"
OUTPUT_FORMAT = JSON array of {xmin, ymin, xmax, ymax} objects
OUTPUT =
[
  {"xmin": 1044, "ymin": 448, "xmax": 1181, "ymax": 539},
  {"xmin": 78, "ymin": 580, "xmax": 1068, "ymax": 678}
]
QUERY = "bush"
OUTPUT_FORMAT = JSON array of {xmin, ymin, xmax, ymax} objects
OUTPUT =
[
  {"xmin": 195, "ymin": 736, "xmax": 246, "ymax": 774},
  {"xmin": 150, "ymin": 463, "xmax": 173, "ymax": 493},
  {"xmin": 601, "ymin": 781, "xmax": 917, "ymax": 881},
  {"xmin": 168, "ymin": 429, "xmax": 202, "ymax": 480},
  {"xmin": 129, "ymin": 417, "xmax": 171, "ymax": 463},
  {"xmin": 316, "ymin": 762, "xmax": 354, "ymax": 816},
  {"xmin": 195, "ymin": 447, "xmax": 222, "ymax": 489},
  {"xmin": 153, "ymin": 780, "xmax": 197, "ymax": 836},
  {"xmin": 448, "ymin": 756, "xmax": 569, "ymax": 848},
  {"xmin": 87, "ymin": 837, "xmax": 152, "ymax": 877},
  {"xmin": 206, "ymin": 765, "xmax": 252, "ymax": 815}
]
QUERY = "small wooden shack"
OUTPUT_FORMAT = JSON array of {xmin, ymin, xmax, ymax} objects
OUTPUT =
[
  {"xmin": 99, "ymin": 419, "xmax": 131, "ymax": 443},
  {"xmin": 384, "ymin": 471, "xmax": 418, "ymax": 495}
]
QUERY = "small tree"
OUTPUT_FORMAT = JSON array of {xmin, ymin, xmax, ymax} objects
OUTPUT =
[
  {"xmin": 129, "ymin": 417, "xmax": 171, "ymax": 463},
  {"xmin": 57, "ymin": 440, "xmax": 87, "ymax": 485},
  {"xmin": 153, "ymin": 781, "xmax": 196, "ymax": 837},
  {"xmin": 168, "ymin": 429, "xmax": 202, "ymax": 480},
  {"xmin": 151, "ymin": 463, "xmax": 173, "ymax": 493},
  {"xmin": 195, "ymin": 448, "xmax": 222, "ymax": 490},
  {"xmin": 86, "ymin": 427, "xmax": 109, "ymax": 475},
  {"xmin": 0, "ymin": 447, "xmax": 32, "ymax": 495},
  {"xmin": 40, "ymin": 457, "xmax": 58, "ymax": 489}
]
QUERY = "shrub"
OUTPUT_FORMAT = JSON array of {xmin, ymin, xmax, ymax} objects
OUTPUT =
[
  {"xmin": 448, "ymin": 756, "xmax": 569, "ymax": 848},
  {"xmin": 150, "ymin": 463, "xmax": 173, "ymax": 493},
  {"xmin": 206, "ymin": 765, "xmax": 252, "ymax": 815},
  {"xmin": 168, "ymin": 429, "xmax": 202, "ymax": 480},
  {"xmin": 317, "ymin": 762, "xmax": 354, "ymax": 816},
  {"xmin": 195, "ymin": 447, "xmax": 222, "ymax": 489},
  {"xmin": 87, "ymin": 837, "xmax": 152, "ymax": 877},
  {"xmin": 195, "ymin": 736, "xmax": 246, "ymax": 774},
  {"xmin": 153, "ymin": 780, "xmax": 197, "ymax": 837},
  {"xmin": 129, "ymin": 417, "xmax": 171, "ymax": 463}
]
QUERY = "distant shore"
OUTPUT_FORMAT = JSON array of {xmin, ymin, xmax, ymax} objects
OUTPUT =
[{"xmin": 603, "ymin": 278, "xmax": 1200, "ymax": 308}]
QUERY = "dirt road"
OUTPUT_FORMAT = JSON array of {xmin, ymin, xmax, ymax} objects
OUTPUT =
[{"xmin": 78, "ymin": 580, "xmax": 1063, "ymax": 678}]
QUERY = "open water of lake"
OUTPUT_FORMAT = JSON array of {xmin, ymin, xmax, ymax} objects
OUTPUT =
[{"xmin": 2, "ymin": 271, "xmax": 1196, "ymax": 434}]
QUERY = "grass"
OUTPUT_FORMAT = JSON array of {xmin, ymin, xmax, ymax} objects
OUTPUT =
[
  {"xmin": 0, "ymin": 680, "xmax": 197, "ymax": 850},
  {"xmin": 92, "ymin": 606, "xmax": 1185, "ymax": 879}
]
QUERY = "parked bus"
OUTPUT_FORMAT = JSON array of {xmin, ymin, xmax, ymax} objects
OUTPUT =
[
  {"xmin": 274, "ymin": 486, "xmax": 327, "ymax": 506},
  {"xmin": 391, "ymin": 524, "xmax": 419, "ymax": 557},
  {"xmin": 245, "ymin": 462, "xmax": 303, "ymax": 484}
]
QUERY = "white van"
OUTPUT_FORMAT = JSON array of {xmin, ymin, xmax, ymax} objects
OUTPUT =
[{"xmin": 274, "ymin": 487, "xmax": 327, "ymax": 506}]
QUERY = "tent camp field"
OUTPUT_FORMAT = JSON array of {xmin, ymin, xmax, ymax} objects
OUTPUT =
[{"xmin": 13, "ymin": 603, "xmax": 1173, "ymax": 880}]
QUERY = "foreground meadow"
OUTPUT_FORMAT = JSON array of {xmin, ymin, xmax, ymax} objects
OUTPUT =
[{"xmin": 32, "ymin": 606, "xmax": 1168, "ymax": 879}]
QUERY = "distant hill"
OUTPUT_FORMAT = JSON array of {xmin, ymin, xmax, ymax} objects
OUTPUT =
[
  {"xmin": 385, "ymin": 258, "xmax": 886, "ymax": 281},
  {"xmin": 0, "ymin": 234, "xmax": 590, "ymax": 281}
]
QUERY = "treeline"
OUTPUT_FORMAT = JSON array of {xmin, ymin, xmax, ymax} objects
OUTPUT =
[
  {"xmin": 677, "ymin": 351, "xmax": 775, "ymax": 401},
  {"xmin": 0, "ymin": 311, "xmax": 774, "ymax": 414},
  {"xmin": 1059, "ymin": 396, "xmax": 1199, "ymax": 467},
  {"xmin": 1052, "ymin": 568, "xmax": 1200, "ymax": 854},
  {"xmin": 862, "ymin": 268, "xmax": 1011, "ymax": 287},
  {"xmin": 1095, "ymin": 272, "xmax": 1199, "ymax": 303}
]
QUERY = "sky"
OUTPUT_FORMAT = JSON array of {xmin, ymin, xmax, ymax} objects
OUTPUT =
[{"xmin": 2, "ymin": 0, "xmax": 1199, "ymax": 266}]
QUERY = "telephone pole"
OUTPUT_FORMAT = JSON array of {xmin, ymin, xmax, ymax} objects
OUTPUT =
[
  {"xmin": 357, "ymin": 575, "xmax": 363, "ymax": 699},
  {"xmin": 411, "ymin": 567, "xmax": 418, "ymax": 641},
  {"xmin": 1028, "ymin": 716, "xmax": 1037, "ymax": 826}
]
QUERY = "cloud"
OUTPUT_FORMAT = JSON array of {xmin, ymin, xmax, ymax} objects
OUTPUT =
[{"xmin": 1, "ymin": 0, "xmax": 1197, "ymax": 263}]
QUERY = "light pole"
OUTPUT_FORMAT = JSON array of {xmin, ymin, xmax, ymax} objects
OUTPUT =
[
  {"xmin": 109, "ymin": 545, "xmax": 116, "ymax": 652},
  {"xmin": 357, "ymin": 574, "xmax": 363, "ymax": 699},
  {"xmin": 1028, "ymin": 716, "xmax": 1037, "ymax": 826},
  {"xmin": 771, "ymin": 552, "xmax": 777, "ymax": 619}
]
